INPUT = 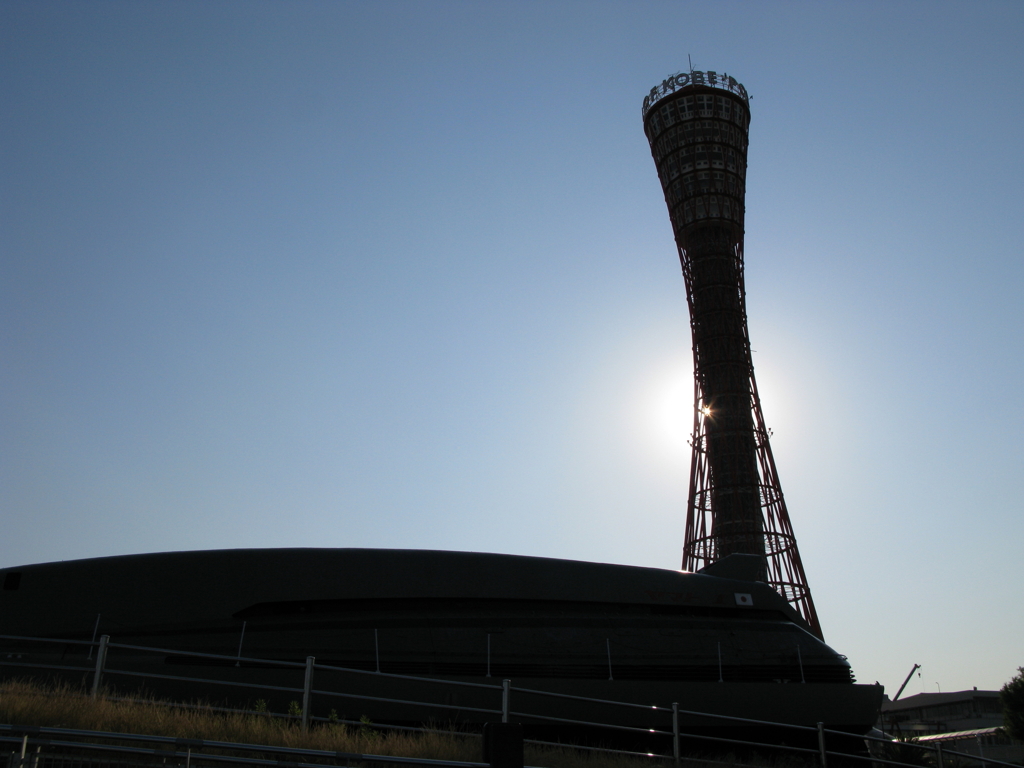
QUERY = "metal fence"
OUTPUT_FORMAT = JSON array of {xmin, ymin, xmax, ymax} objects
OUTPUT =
[
  {"xmin": 0, "ymin": 724, "xmax": 491, "ymax": 768},
  {"xmin": 0, "ymin": 634, "xmax": 1019, "ymax": 768}
]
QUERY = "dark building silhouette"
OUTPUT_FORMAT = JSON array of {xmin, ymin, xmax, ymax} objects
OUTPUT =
[
  {"xmin": 0, "ymin": 548, "xmax": 883, "ymax": 735},
  {"xmin": 642, "ymin": 70, "xmax": 821, "ymax": 637}
]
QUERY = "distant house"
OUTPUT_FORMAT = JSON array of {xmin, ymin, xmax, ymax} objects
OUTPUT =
[
  {"xmin": 879, "ymin": 689, "xmax": 1023, "ymax": 764},
  {"xmin": 882, "ymin": 689, "xmax": 1005, "ymax": 735}
]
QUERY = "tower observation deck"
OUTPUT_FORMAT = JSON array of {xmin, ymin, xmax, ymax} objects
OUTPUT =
[{"xmin": 642, "ymin": 70, "xmax": 822, "ymax": 637}]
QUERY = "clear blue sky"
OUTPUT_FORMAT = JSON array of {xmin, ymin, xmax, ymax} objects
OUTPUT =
[{"xmin": 2, "ymin": 1, "xmax": 1022, "ymax": 696}]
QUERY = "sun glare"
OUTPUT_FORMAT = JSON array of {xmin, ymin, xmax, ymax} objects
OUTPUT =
[{"xmin": 645, "ymin": 362, "xmax": 693, "ymax": 458}]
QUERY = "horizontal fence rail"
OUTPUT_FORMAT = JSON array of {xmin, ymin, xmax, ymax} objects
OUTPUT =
[
  {"xmin": 0, "ymin": 724, "xmax": 495, "ymax": 768},
  {"xmin": 0, "ymin": 634, "xmax": 1019, "ymax": 768}
]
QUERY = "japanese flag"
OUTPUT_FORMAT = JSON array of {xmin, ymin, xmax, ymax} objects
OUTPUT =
[{"xmin": 734, "ymin": 593, "xmax": 753, "ymax": 606}]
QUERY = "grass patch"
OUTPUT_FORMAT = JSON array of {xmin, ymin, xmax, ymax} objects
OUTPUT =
[{"xmin": 0, "ymin": 679, "xmax": 794, "ymax": 768}]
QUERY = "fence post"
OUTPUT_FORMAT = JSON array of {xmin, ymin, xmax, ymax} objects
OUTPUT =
[
  {"xmin": 934, "ymin": 742, "xmax": 944, "ymax": 768},
  {"xmin": 235, "ymin": 621, "xmax": 247, "ymax": 667},
  {"xmin": 672, "ymin": 702, "xmax": 680, "ymax": 767},
  {"xmin": 816, "ymin": 722, "xmax": 827, "ymax": 768},
  {"xmin": 483, "ymin": 722, "xmax": 524, "ymax": 768},
  {"xmin": 502, "ymin": 679, "xmax": 511, "ymax": 723},
  {"xmin": 302, "ymin": 656, "xmax": 315, "ymax": 732},
  {"xmin": 86, "ymin": 614, "xmax": 101, "ymax": 660},
  {"xmin": 91, "ymin": 635, "xmax": 109, "ymax": 698}
]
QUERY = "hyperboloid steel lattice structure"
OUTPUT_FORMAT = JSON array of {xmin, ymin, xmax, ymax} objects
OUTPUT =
[{"xmin": 642, "ymin": 70, "xmax": 822, "ymax": 638}]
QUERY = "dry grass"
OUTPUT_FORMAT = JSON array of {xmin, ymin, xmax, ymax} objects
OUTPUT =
[
  {"xmin": 0, "ymin": 679, "xmax": 472, "ymax": 758},
  {"xmin": 0, "ymin": 679, "xmax": 679, "ymax": 768},
  {"xmin": 0, "ymin": 679, "xmax": 787, "ymax": 768}
]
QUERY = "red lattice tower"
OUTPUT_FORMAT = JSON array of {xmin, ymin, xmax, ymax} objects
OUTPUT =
[{"xmin": 642, "ymin": 69, "xmax": 822, "ymax": 638}]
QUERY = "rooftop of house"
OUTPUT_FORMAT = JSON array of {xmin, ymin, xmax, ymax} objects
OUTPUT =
[{"xmin": 882, "ymin": 689, "xmax": 1001, "ymax": 714}]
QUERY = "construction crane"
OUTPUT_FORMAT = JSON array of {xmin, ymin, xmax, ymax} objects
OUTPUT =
[{"xmin": 893, "ymin": 663, "xmax": 922, "ymax": 701}]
